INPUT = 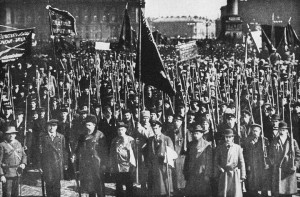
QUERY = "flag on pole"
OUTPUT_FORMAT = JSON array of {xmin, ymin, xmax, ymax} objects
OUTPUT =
[
  {"xmin": 0, "ymin": 28, "xmax": 34, "ymax": 63},
  {"xmin": 271, "ymin": 13, "xmax": 276, "ymax": 47},
  {"xmin": 283, "ymin": 22, "xmax": 300, "ymax": 48},
  {"xmin": 118, "ymin": 3, "xmax": 135, "ymax": 50},
  {"xmin": 246, "ymin": 24, "xmax": 262, "ymax": 53},
  {"xmin": 135, "ymin": 10, "xmax": 176, "ymax": 97},
  {"xmin": 46, "ymin": 5, "xmax": 77, "ymax": 36},
  {"xmin": 262, "ymin": 28, "xmax": 276, "ymax": 53}
]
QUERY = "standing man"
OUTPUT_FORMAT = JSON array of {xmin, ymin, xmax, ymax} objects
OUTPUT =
[
  {"xmin": 147, "ymin": 120, "xmax": 175, "ymax": 196},
  {"xmin": 0, "ymin": 126, "xmax": 27, "ymax": 197},
  {"xmin": 166, "ymin": 115, "xmax": 186, "ymax": 195},
  {"xmin": 214, "ymin": 128, "xmax": 246, "ymax": 197},
  {"xmin": 184, "ymin": 124, "xmax": 213, "ymax": 197},
  {"xmin": 39, "ymin": 119, "xmax": 67, "ymax": 197},
  {"xmin": 269, "ymin": 121, "xmax": 300, "ymax": 197},
  {"xmin": 244, "ymin": 124, "xmax": 270, "ymax": 197},
  {"xmin": 74, "ymin": 115, "xmax": 108, "ymax": 197},
  {"xmin": 110, "ymin": 122, "xmax": 136, "ymax": 197}
]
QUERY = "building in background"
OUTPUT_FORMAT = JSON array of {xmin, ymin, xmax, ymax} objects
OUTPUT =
[
  {"xmin": 0, "ymin": 0, "xmax": 142, "ymax": 43},
  {"xmin": 220, "ymin": 0, "xmax": 300, "ymax": 35},
  {"xmin": 151, "ymin": 16, "xmax": 216, "ymax": 40}
]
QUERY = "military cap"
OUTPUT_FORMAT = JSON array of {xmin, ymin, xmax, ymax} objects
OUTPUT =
[
  {"xmin": 60, "ymin": 108, "xmax": 69, "ymax": 113},
  {"xmin": 141, "ymin": 110, "xmax": 150, "ymax": 118},
  {"xmin": 32, "ymin": 110, "xmax": 38, "ymax": 115},
  {"xmin": 47, "ymin": 119, "xmax": 59, "ymax": 125},
  {"xmin": 5, "ymin": 126, "xmax": 18, "ymax": 134},
  {"xmin": 271, "ymin": 114, "xmax": 280, "ymax": 121},
  {"xmin": 223, "ymin": 128, "xmax": 235, "ymax": 136},
  {"xmin": 190, "ymin": 99, "xmax": 199, "ymax": 104},
  {"xmin": 116, "ymin": 122, "xmax": 128, "ymax": 129},
  {"xmin": 85, "ymin": 115, "xmax": 97, "ymax": 125},
  {"xmin": 38, "ymin": 107, "xmax": 46, "ymax": 112},
  {"xmin": 174, "ymin": 115, "xmax": 183, "ymax": 121},
  {"xmin": 250, "ymin": 124, "xmax": 262, "ymax": 129},
  {"xmin": 199, "ymin": 117, "xmax": 209, "ymax": 123},
  {"xmin": 293, "ymin": 102, "xmax": 300, "ymax": 108},
  {"xmin": 150, "ymin": 120, "xmax": 163, "ymax": 127},
  {"xmin": 278, "ymin": 121, "xmax": 289, "ymax": 129},
  {"xmin": 187, "ymin": 111, "xmax": 196, "ymax": 116},
  {"xmin": 241, "ymin": 110, "xmax": 251, "ymax": 116},
  {"xmin": 150, "ymin": 107, "xmax": 157, "ymax": 114},
  {"xmin": 94, "ymin": 103, "xmax": 101, "ymax": 109},
  {"xmin": 192, "ymin": 124, "xmax": 205, "ymax": 132},
  {"xmin": 15, "ymin": 109, "xmax": 24, "ymax": 115},
  {"xmin": 178, "ymin": 103, "xmax": 185, "ymax": 109},
  {"xmin": 123, "ymin": 109, "xmax": 132, "ymax": 114},
  {"xmin": 79, "ymin": 109, "xmax": 88, "ymax": 114}
]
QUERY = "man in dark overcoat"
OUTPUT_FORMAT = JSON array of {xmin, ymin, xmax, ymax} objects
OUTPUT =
[
  {"xmin": 39, "ymin": 119, "xmax": 68, "ymax": 197},
  {"xmin": 74, "ymin": 115, "xmax": 108, "ymax": 197},
  {"xmin": 269, "ymin": 121, "xmax": 300, "ymax": 197}
]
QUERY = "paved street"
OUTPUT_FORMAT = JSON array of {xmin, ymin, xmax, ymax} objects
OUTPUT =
[
  {"xmin": 10, "ymin": 171, "xmax": 117, "ymax": 197},
  {"xmin": 1, "ymin": 171, "xmax": 300, "ymax": 196}
]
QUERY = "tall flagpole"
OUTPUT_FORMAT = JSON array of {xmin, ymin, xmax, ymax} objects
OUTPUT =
[{"xmin": 135, "ymin": 0, "xmax": 143, "ymax": 187}]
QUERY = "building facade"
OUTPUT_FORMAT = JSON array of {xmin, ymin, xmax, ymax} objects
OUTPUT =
[
  {"xmin": 151, "ymin": 16, "xmax": 216, "ymax": 40},
  {"xmin": 0, "ymin": 0, "xmax": 141, "ymax": 42},
  {"xmin": 220, "ymin": 0, "xmax": 300, "ymax": 35}
]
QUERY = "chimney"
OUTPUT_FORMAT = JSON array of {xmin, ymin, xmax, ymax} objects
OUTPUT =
[{"xmin": 227, "ymin": 0, "xmax": 238, "ymax": 15}]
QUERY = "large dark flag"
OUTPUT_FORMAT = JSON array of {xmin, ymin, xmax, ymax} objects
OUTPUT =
[
  {"xmin": 47, "ymin": 5, "xmax": 77, "ymax": 36},
  {"xmin": 283, "ymin": 23, "xmax": 300, "ymax": 47},
  {"xmin": 135, "ymin": 10, "xmax": 175, "ymax": 97},
  {"xmin": 261, "ymin": 25, "xmax": 284, "ymax": 49},
  {"xmin": 261, "ymin": 28, "xmax": 276, "ymax": 53},
  {"xmin": 0, "ymin": 28, "xmax": 34, "ymax": 63},
  {"xmin": 118, "ymin": 4, "xmax": 135, "ymax": 50}
]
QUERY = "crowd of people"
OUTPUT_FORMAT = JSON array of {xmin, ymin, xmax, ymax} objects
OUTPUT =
[{"xmin": 0, "ymin": 38, "xmax": 300, "ymax": 197}]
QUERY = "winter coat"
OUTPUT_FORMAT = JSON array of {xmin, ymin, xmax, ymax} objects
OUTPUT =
[
  {"xmin": 244, "ymin": 136, "xmax": 270, "ymax": 192},
  {"xmin": 269, "ymin": 136, "xmax": 300, "ymax": 195},
  {"xmin": 147, "ymin": 134, "xmax": 174, "ymax": 196},
  {"xmin": 214, "ymin": 143, "xmax": 246, "ymax": 197},
  {"xmin": 76, "ymin": 130, "xmax": 108, "ymax": 196},
  {"xmin": 184, "ymin": 138, "xmax": 213, "ymax": 196},
  {"xmin": 39, "ymin": 132, "xmax": 67, "ymax": 183}
]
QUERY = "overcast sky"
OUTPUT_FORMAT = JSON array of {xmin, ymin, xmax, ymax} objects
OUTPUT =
[{"xmin": 145, "ymin": 0, "xmax": 227, "ymax": 19}]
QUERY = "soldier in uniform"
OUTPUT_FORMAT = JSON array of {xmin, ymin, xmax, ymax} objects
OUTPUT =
[
  {"xmin": 39, "ymin": 119, "xmax": 68, "ymax": 197},
  {"xmin": 0, "ymin": 126, "xmax": 27, "ymax": 197},
  {"xmin": 184, "ymin": 124, "xmax": 213, "ymax": 197},
  {"xmin": 110, "ymin": 122, "xmax": 136, "ymax": 197}
]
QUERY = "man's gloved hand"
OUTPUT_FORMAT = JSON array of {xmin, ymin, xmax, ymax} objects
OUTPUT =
[
  {"xmin": 0, "ymin": 176, "xmax": 6, "ymax": 183},
  {"xmin": 19, "ymin": 164, "xmax": 26, "ymax": 170}
]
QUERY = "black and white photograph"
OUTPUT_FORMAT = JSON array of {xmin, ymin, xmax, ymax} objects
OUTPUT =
[{"xmin": 0, "ymin": 0, "xmax": 300, "ymax": 196}]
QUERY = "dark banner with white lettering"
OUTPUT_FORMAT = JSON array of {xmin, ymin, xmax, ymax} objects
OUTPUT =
[
  {"xmin": 47, "ymin": 5, "xmax": 77, "ymax": 36},
  {"xmin": 0, "ymin": 28, "xmax": 34, "ymax": 63}
]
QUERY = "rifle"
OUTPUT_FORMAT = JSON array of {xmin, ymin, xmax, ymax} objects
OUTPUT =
[
  {"xmin": 39, "ymin": 168, "xmax": 46, "ymax": 197},
  {"xmin": 70, "ymin": 144, "xmax": 82, "ymax": 197},
  {"xmin": 258, "ymin": 84, "xmax": 269, "ymax": 169},
  {"xmin": 208, "ymin": 101, "xmax": 217, "ymax": 148},
  {"xmin": 164, "ymin": 141, "xmax": 171, "ymax": 197},
  {"xmin": 289, "ymin": 76, "xmax": 295, "ymax": 168}
]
